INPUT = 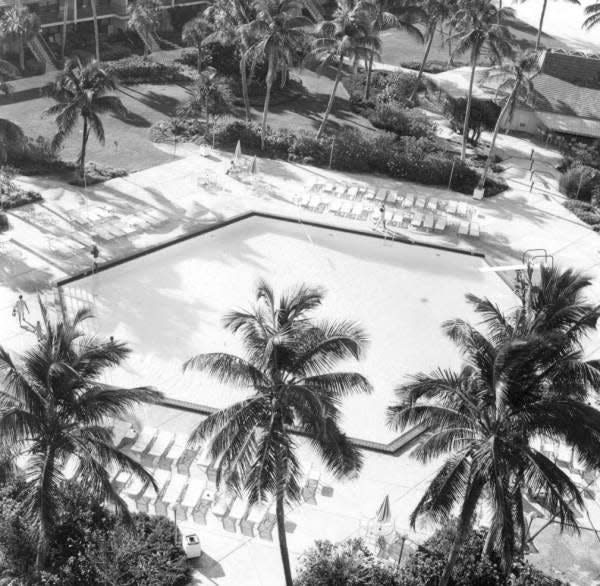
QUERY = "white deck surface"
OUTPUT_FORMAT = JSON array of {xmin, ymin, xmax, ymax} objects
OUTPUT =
[{"xmin": 60, "ymin": 216, "xmax": 514, "ymax": 444}]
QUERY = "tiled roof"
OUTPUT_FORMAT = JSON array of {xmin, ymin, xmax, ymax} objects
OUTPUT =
[{"xmin": 541, "ymin": 51, "xmax": 600, "ymax": 87}]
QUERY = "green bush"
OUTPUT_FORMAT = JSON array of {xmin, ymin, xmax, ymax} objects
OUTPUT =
[
  {"xmin": 377, "ymin": 71, "xmax": 422, "ymax": 106},
  {"xmin": 295, "ymin": 539, "xmax": 401, "ymax": 586},
  {"xmin": 0, "ymin": 165, "xmax": 42, "ymax": 209},
  {"xmin": 0, "ymin": 212, "xmax": 8, "ymax": 231},
  {"xmin": 398, "ymin": 526, "xmax": 566, "ymax": 586},
  {"xmin": 368, "ymin": 103, "xmax": 435, "ymax": 138},
  {"xmin": 103, "ymin": 57, "xmax": 191, "ymax": 84},
  {"xmin": 559, "ymin": 165, "xmax": 600, "ymax": 202}
]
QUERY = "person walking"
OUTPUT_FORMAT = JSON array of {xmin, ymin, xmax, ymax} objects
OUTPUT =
[
  {"xmin": 13, "ymin": 295, "xmax": 29, "ymax": 326},
  {"xmin": 91, "ymin": 244, "xmax": 99, "ymax": 273},
  {"xmin": 34, "ymin": 320, "xmax": 44, "ymax": 342}
]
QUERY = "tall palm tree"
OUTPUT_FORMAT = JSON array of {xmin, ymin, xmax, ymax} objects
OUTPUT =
[
  {"xmin": 182, "ymin": 14, "xmax": 212, "ymax": 72},
  {"xmin": 177, "ymin": 68, "xmax": 233, "ymax": 125},
  {"xmin": 0, "ymin": 304, "xmax": 162, "ymax": 572},
  {"xmin": 355, "ymin": 0, "xmax": 424, "ymax": 101},
  {"xmin": 388, "ymin": 267, "xmax": 600, "ymax": 586},
  {"xmin": 184, "ymin": 281, "xmax": 372, "ymax": 586},
  {"xmin": 0, "ymin": 6, "xmax": 41, "ymax": 71},
  {"xmin": 534, "ymin": 0, "xmax": 580, "ymax": 51},
  {"xmin": 312, "ymin": 8, "xmax": 377, "ymax": 139},
  {"xmin": 408, "ymin": 0, "xmax": 453, "ymax": 103},
  {"xmin": 449, "ymin": 0, "xmax": 514, "ymax": 162},
  {"xmin": 44, "ymin": 59, "xmax": 126, "ymax": 179},
  {"xmin": 478, "ymin": 49, "xmax": 539, "ymax": 187},
  {"xmin": 243, "ymin": 0, "xmax": 310, "ymax": 149},
  {"xmin": 583, "ymin": 2, "xmax": 600, "ymax": 30},
  {"xmin": 127, "ymin": 0, "xmax": 162, "ymax": 58}
]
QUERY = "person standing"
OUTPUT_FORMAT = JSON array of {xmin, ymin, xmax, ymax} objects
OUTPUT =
[
  {"xmin": 379, "ymin": 203, "xmax": 387, "ymax": 230},
  {"xmin": 34, "ymin": 320, "xmax": 44, "ymax": 342},
  {"xmin": 91, "ymin": 244, "xmax": 99, "ymax": 273},
  {"xmin": 13, "ymin": 295, "xmax": 29, "ymax": 326}
]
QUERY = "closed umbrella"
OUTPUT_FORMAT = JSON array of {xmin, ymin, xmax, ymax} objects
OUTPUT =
[
  {"xmin": 234, "ymin": 140, "xmax": 242, "ymax": 162},
  {"xmin": 368, "ymin": 495, "xmax": 395, "ymax": 539},
  {"xmin": 250, "ymin": 155, "xmax": 258, "ymax": 175}
]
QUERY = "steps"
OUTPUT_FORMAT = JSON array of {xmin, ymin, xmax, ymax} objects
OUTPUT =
[{"xmin": 27, "ymin": 34, "xmax": 57, "ymax": 72}]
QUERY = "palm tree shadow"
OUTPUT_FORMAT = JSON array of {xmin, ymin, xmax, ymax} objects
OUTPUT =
[{"xmin": 191, "ymin": 551, "xmax": 225, "ymax": 580}]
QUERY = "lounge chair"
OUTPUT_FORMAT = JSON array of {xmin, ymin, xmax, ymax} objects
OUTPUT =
[
  {"xmin": 364, "ymin": 189, "xmax": 376, "ymax": 201},
  {"xmin": 126, "ymin": 427, "xmax": 157, "ymax": 460},
  {"xmin": 457, "ymin": 202, "xmax": 468, "ymax": 216},
  {"xmin": 307, "ymin": 195, "xmax": 322, "ymax": 212},
  {"xmin": 176, "ymin": 448, "xmax": 198, "ymax": 475},
  {"xmin": 258, "ymin": 511, "xmax": 277, "ymax": 541},
  {"xmin": 411, "ymin": 213, "xmax": 424, "ymax": 228},
  {"xmin": 347, "ymin": 186, "xmax": 359, "ymax": 199},
  {"xmin": 423, "ymin": 214, "xmax": 434, "ymax": 231},
  {"xmin": 303, "ymin": 466, "xmax": 321, "ymax": 504},
  {"xmin": 322, "ymin": 183, "xmax": 335, "ymax": 193},
  {"xmin": 155, "ymin": 473, "xmax": 187, "ymax": 517},
  {"xmin": 223, "ymin": 497, "xmax": 248, "ymax": 533},
  {"xmin": 191, "ymin": 444, "xmax": 214, "ymax": 479},
  {"xmin": 212, "ymin": 490, "xmax": 236, "ymax": 521},
  {"xmin": 161, "ymin": 435, "xmax": 186, "ymax": 471},
  {"xmin": 137, "ymin": 469, "xmax": 170, "ymax": 514},
  {"xmin": 142, "ymin": 431, "xmax": 174, "ymax": 467},
  {"xmin": 334, "ymin": 184, "xmax": 347, "ymax": 197},
  {"xmin": 389, "ymin": 212, "xmax": 402, "ymax": 227},
  {"xmin": 340, "ymin": 201, "xmax": 353, "ymax": 217},
  {"xmin": 384, "ymin": 210, "xmax": 394, "ymax": 225},
  {"xmin": 351, "ymin": 203, "xmax": 363, "ymax": 219},
  {"xmin": 241, "ymin": 500, "xmax": 271, "ymax": 537},
  {"xmin": 124, "ymin": 475, "xmax": 148, "ymax": 509},
  {"xmin": 112, "ymin": 470, "xmax": 132, "ymax": 493},
  {"xmin": 375, "ymin": 188, "xmax": 388, "ymax": 202},
  {"xmin": 469, "ymin": 222, "xmax": 480, "ymax": 238},
  {"xmin": 427, "ymin": 198, "xmax": 438, "ymax": 211},
  {"xmin": 458, "ymin": 221, "xmax": 469, "ymax": 236},
  {"xmin": 299, "ymin": 194, "xmax": 310, "ymax": 208},
  {"xmin": 434, "ymin": 216, "xmax": 447, "ymax": 232},
  {"xmin": 328, "ymin": 199, "xmax": 342, "ymax": 215},
  {"xmin": 402, "ymin": 194, "xmax": 415, "ymax": 208},
  {"xmin": 387, "ymin": 191, "xmax": 399, "ymax": 206},
  {"xmin": 177, "ymin": 478, "xmax": 205, "ymax": 521},
  {"xmin": 415, "ymin": 197, "xmax": 426, "ymax": 209},
  {"xmin": 446, "ymin": 200, "xmax": 458, "ymax": 215}
]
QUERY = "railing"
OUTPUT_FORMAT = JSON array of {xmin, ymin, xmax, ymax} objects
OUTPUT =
[{"xmin": 35, "ymin": 0, "xmax": 125, "ymax": 25}]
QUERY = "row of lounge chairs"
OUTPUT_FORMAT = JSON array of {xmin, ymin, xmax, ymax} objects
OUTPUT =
[
  {"xmin": 311, "ymin": 183, "xmax": 475, "ymax": 218},
  {"xmin": 108, "ymin": 425, "xmax": 329, "ymax": 540}
]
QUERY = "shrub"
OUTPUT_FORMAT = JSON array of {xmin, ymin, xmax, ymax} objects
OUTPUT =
[
  {"xmin": 562, "ymin": 198, "xmax": 600, "ymax": 226},
  {"xmin": 295, "ymin": 539, "xmax": 401, "ymax": 586},
  {"xmin": 398, "ymin": 526, "xmax": 566, "ymax": 586},
  {"xmin": 0, "ymin": 165, "xmax": 42, "ymax": 209},
  {"xmin": 556, "ymin": 137, "xmax": 600, "ymax": 171},
  {"xmin": 368, "ymin": 103, "xmax": 435, "ymax": 138},
  {"xmin": 103, "ymin": 57, "xmax": 191, "ymax": 84},
  {"xmin": 377, "ymin": 71, "xmax": 423, "ymax": 106},
  {"xmin": 0, "ymin": 212, "xmax": 8, "ymax": 231},
  {"xmin": 558, "ymin": 165, "xmax": 600, "ymax": 202}
]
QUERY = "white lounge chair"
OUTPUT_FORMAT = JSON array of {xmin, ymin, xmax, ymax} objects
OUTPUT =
[
  {"xmin": 334, "ymin": 184, "xmax": 347, "ymax": 197},
  {"xmin": 384, "ymin": 210, "xmax": 394, "ymax": 224},
  {"xmin": 137, "ymin": 469, "xmax": 170, "ymax": 514},
  {"xmin": 375, "ymin": 188, "xmax": 388, "ymax": 202},
  {"xmin": 403, "ymin": 195, "xmax": 415, "ymax": 208},
  {"xmin": 127, "ymin": 428, "xmax": 157, "ymax": 460},
  {"xmin": 308, "ymin": 195, "xmax": 321, "ymax": 211},
  {"xmin": 241, "ymin": 500, "xmax": 271, "ymax": 537},
  {"xmin": 390, "ymin": 212, "xmax": 402, "ymax": 227},
  {"xmin": 340, "ymin": 201, "xmax": 353, "ymax": 216},
  {"xmin": 142, "ymin": 431, "xmax": 174, "ymax": 467},
  {"xmin": 364, "ymin": 189, "xmax": 376, "ymax": 201},
  {"xmin": 469, "ymin": 222, "xmax": 480, "ymax": 238},
  {"xmin": 178, "ymin": 477, "xmax": 205, "ymax": 521},
  {"xmin": 156, "ymin": 473, "xmax": 187, "ymax": 516},
  {"xmin": 434, "ymin": 216, "xmax": 447, "ymax": 232},
  {"xmin": 416, "ymin": 197, "xmax": 426, "ymax": 209},
  {"xmin": 351, "ymin": 203, "xmax": 363, "ymax": 219},
  {"xmin": 328, "ymin": 199, "xmax": 342, "ymax": 215},
  {"xmin": 423, "ymin": 214, "xmax": 434, "ymax": 230},
  {"xmin": 411, "ymin": 213, "xmax": 424, "ymax": 228},
  {"xmin": 322, "ymin": 183, "xmax": 335, "ymax": 193},
  {"xmin": 458, "ymin": 221, "xmax": 469, "ymax": 236},
  {"xmin": 446, "ymin": 200, "xmax": 458, "ymax": 215},
  {"xmin": 347, "ymin": 186, "xmax": 359, "ymax": 199},
  {"xmin": 427, "ymin": 198, "xmax": 438, "ymax": 211},
  {"xmin": 223, "ymin": 497, "xmax": 248, "ymax": 533},
  {"xmin": 457, "ymin": 202, "xmax": 468, "ymax": 216},
  {"xmin": 387, "ymin": 191, "xmax": 399, "ymax": 206},
  {"xmin": 161, "ymin": 435, "xmax": 187, "ymax": 471},
  {"xmin": 191, "ymin": 444, "xmax": 214, "ymax": 479}
]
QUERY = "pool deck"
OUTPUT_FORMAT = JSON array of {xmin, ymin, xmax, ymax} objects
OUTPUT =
[{"xmin": 2, "ymin": 132, "xmax": 600, "ymax": 585}]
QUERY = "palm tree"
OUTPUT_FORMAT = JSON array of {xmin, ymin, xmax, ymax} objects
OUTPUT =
[
  {"xmin": 449, "ymin": 0, "xmax": 514, "ymax": 162},
  {"xmin": 0, "ymin": 304, "xmax": 162, "ymax": 572},
  {"xmin": 355, "ymin": 0, "xmax": 424, "ymax": 101},
  {"xmin": 44, "ymin": 59, "xmax": 126, "ymax": 179},
  {"xmin": 312, "ymin": 8, "xmax": 377, "ymax": 139},
  {"xmin": 182, "ymin": 15, "xmax": 212, "ymax": 72},
  {"xmin": 583, "ymin": 2, "xmax": 600, "ymax": 30},
  {"xmin": 408, "ymin": 0, "xmax": 453, "ymax": 103},
  {"xmin": 177, "ymin": 68, "xmax": 233, "ymax": 125},
  {"xmin": 243, "ymin": 0, "xmax": 310, "ymax": 149},
  {"xmin": 184, "ymin": 281, "xmax": 372, "ymax": 586},
  {"xmin": 387, "ymin": 267, "xmax": 600, "ymax": 586},
  {"xmin": 91, "ymin": 0, "xmax": 100, "ymax": 62},
  {"xmin": 0, "ymin": 6, "xmax": 41, "ymax": 71},
  {"xmin": 534, "ymin": 0, "xmax": 580, "ymax": 51},
  {"xmin": 0, "ymin": 58, "xmax": 19, "ymax": 95},
  {"xmin": 128, "ymin": 0, "xmax": 162, "ymax": 58},
  {"xmin": 478, "ymin": 50, "xmax": 539, "ymax": 188}
]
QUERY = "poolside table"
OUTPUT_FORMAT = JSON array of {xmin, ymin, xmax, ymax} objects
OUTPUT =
[{"xmin": 142, "ymin": 430, "xmax": 174, "ymax": 467}]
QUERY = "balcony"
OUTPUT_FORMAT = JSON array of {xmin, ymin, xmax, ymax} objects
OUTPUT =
[{"xmin": 31, "ymin": 0, "xmax": 126, "ymax": 25}]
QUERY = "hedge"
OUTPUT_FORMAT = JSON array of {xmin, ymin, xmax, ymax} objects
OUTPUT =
[{"xmin": 102, "ymin": 57, "xmax": 191, "ymax": 84}]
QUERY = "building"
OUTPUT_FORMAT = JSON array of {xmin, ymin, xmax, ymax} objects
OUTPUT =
[{"xmin": 509, "ymin": 49, "xmax": 600, "ymax": 140}]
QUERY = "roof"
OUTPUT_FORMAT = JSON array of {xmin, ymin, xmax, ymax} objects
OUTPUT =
[
  {"xmin": 535, "ymin": 112, "xmax": 600, "ymax": 138},
  {"xmin": 541, "ymin": 51, "xmax": 600, "ymax": 87}
]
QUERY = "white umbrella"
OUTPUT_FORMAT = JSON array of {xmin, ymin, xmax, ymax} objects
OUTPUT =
[
  {"xmin": 367, "ymin": 495, "xmax": 395, "ymax": 539},
  {"xmin": 250, "ymin": 155, "xmax": 258, "ymax": 175},
  {"xmin": 234, "ymin": 140, "xmax": 242, "ymax": 162}
]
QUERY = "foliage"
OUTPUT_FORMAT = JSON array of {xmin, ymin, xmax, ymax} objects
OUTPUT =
[
  {"xmin": 0, "ymin": 165, "xmax": 41, "ymax": 210},
  {"xmin": 377, "ymin": 71, "xmax": 423, "ymax": 107},
  {"xmin": 295, "ymin": 539, "xmax": 401, "ymax": 586},
  {"xmin": 368, "ymin": 103, "xmax": 435, "ymax": 138},
  {"xmin": 559, "ymin": 165, "xmax": 600, "ymax": 202},
  {"xmin": 441, "ymin": 94, "xmax": 501, "ymax": 136},
  {"xmin": 0, "ymin": 6, "xmax": 41, "ymax": 70},
  {"xmin": 556, "ymin": 137, "xmax": 600, "ymax": 172},
  {"xmin": 103, "ymin": 56, "xmax": 190, "ymax": 84},
  {"xmin": 398, "ymin": 527, "xmax": 566, "ymax": 586},
  {"xmin": 127, "ymin": 0, "xmax": 162, "ymax": 57},
  {"xmin": 0, "ymin": 304, "xmax": 162, "ymax": 571},
  {"xmin": 177, "ymin": 69, "xmax": 233, "ymax": 124},
  {"xmin": 388, "ymin": 266, "xmax": 600, "ymax": 583}
]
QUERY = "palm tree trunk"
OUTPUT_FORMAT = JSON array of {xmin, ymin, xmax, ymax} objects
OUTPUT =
[
  {"xmin": 241, "ymin": 58, "xmax": 251, "ymax": 122},
  {"xmin": 535, "ymin": 0, "xmax": 547, "ymax": 51},
  {"xmin": 35, "ymin": 446, "xmax": 56, "ymax": 572},
  {"xmin": 205, "ymin": 95, "xmax": 209, "ymax": 125},
  {"xmin": 61, "ymin": 0, "xmax": 68, "ymax": 60},
  {"xmin": 363, "ymin": 49, "xmax": 375, "ymax": 101},
  {"xmin": 498, "ymin": 0, "xmax": 502, "ymax": 25},
  {"xmin": 479, "ymin": 87, "xmax": 515, "ymax": 187},
  {"xmin": 197, "ymin": 42, "xmax": 202, "ymax": 73},
  {"xmin": 79, "ymin": 117, "xmax": 89, "ymax": 178},
  {"xmin": 91, "ymin": 0, "xmax": 100, "ymax": 61},
  {"xmin": 261, "ymin": 52, "xmax": 275, "ymax": 151},
  {"xmin": 19, "ymin": 34, "xmax": 25, "ymax": 71},
  {"xmin": 460, "ymin": 54, "xmax": 478, "ymax": 162},
  {"xmin": 316, "ymin": 59, "xmax": 343, "ymax": 140},
  {"xmin": 409, "ymin": 32, "xmax": 434, "ymax": 103},
  {"xmin": 276, "ymin": 493, "xmax": 293, "ymax": 586}
]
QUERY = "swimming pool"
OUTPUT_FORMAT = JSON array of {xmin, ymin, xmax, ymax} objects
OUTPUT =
[{"xmin": 59, "ymin": 214, "xmax": 515, "ymax": 444}]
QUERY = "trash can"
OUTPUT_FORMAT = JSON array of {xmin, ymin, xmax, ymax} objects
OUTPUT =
[{"xmin": 182, "ymin": 533, "xmax": 202, "ymax": 559}]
